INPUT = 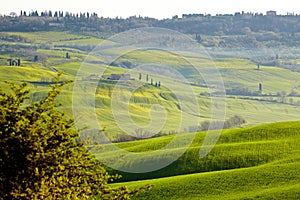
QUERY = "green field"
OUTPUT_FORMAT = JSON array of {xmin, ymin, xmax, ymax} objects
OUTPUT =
[
  {"xmin": 1, "ymin": 31, "xmax": 300, "ymax": 199},
  {"xmin": 103, "ymin": 121, "xmax": 300, "ymax": 199},
  {"xmin": 1, "ymin": 31, "xmax": 300, "ymax": 134}
]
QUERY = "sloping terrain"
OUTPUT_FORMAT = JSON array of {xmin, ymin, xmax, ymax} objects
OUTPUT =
[{"xmin": 103, "ymin": 121, "xmax": 300, "ymax": 199}]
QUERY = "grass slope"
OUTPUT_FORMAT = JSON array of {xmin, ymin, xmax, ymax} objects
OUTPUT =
[
  {"xmin": 99, "ymin": 121, "xmax": 300, "ymax": 199},
  {"xmin": 1, "ymin": 31, "xmax": 300, "ymax": 199},
  {"xmin": 94, "ymin": 121, "xmax": 300, "ymax": 182},
  {"xmin": 1, "ymin": 31, "xmax": 300, "ymax": 132},
  {"xmin": 126, "ymin": 161, "xmax": 300, "ymax": 200}
]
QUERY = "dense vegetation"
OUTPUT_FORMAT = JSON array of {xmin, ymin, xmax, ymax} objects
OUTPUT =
[
  {"xmin": 0, "ymin": 76, "xmax": 146, "ymax": 199},
  {"xmin": 2, "ymin": 11, "xmax": 300, "ymax": 47},
  {"xmin": 0, "ymin": 15, "xmax": 300, "ymax": 198}
]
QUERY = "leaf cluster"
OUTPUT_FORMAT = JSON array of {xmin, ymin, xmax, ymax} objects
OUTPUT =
[{"xmin": 0, "ymin": 74, "xmax": 147, "ymax": 199}]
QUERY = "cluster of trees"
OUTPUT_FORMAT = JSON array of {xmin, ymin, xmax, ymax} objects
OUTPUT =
[
  {"xmin": 195, "ymin": 115, "xmax": 246, "ymax": 132},
  {"xmin": 2, "ymin": 10, "xmax": 300, "ymax": 45},
  {"xmin": 225, "ymin": 86, "xmax": 262, "ymax": 96},
  {"xmin": 115, "ymin": 115, "xmax": 246, "ymax": 143},
  {"xmin": 138, "ymin": 73, "xmax": 161, "ymax": 87},
  {"xmin": 19, "ymin": 10, "xmax": 98, "ymax": 19},
  {"xmin": 7, "ymin": 58, "xmax": 21, "ymax": 66},
  {"xmin": 115, "ymin": 128, "xmax": 154, "ymax": 142}
]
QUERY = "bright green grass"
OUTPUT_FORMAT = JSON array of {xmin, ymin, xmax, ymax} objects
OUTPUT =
[
  {"xmin": 2, "ymin": 64, "xmax": 297, "ymax": 135},
  {"xmin": 0, "ymin": 65, "xmax": 57, "ymax": 82},
  {"xmin": 1, "ymin": 32, "xmax": 300, "ymax": 135},
  {"xmin": 37, "ymin": 49, "xmax": 86, "ymax": 60},
  {"xmin": 74, "ymin": 80, "xmax": 189, "ymax": 135},
  {"xmin": 124, "ymin": 161, "xmax": 300, "ymax": 200},
  {"xmin": 54, "ymin": 62, "xmax": 126, "ymax": 76},
  {"xmin": 215, "ymin": 58, "xmax": 300, "ymax": 94},
  {"xmin": 1, "ymin": 59, "xmax": 300, "ymax": 135},
  {"xmin": 4, "ymin": 31, "xmax": 86, "ymax": 43},
  {"xmin": 75, "ymin": 78, "xmax": 300, "ymax": 134},
  {"xmin": 53, "ymin": 37, "xmax": 104, "ymax": 45},
  {"xmin": 92, "ymin": 121, "xmax": 300, "ymax": 199},
  {"xmin": 93, "ymin": 121, "xmax": 300, "ymax": 182},
  {"xmin": 1, "ymin": 31, "xmax": 300, "ymax": 199},
  {"xmin": 98, "ymin": 48, "xmax": 300, "ymax": 95}
]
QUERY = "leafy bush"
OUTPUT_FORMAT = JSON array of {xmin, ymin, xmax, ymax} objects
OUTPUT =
[{"xmin": 0, "ymin": 75, "xmax": 147, "ymax": 199}]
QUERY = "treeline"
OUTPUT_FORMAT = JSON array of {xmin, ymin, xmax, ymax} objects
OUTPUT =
[
  {"xmin": 2, "ymin": 10, "xmax": 300, "ymax": 39},
  {"xmin": 19, "ymin": 10, "xmax": 99, "ymax": 19},
  {"xmin": 112, "ymin": 115, "xmax": 246, "ymax": 143},
  {"xmin": 188, "ymin": 115, "xmax": 246, "ymax": 133}
]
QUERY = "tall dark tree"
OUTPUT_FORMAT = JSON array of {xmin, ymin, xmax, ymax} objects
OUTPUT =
[
  {"xmin": 34, "ymin": 55, "xmax": 39, "ymax": 62},
  {"xmin": 195, "ymin": 34, "xmax": 201, "ymax": 43},
  {"xmin": 17, "ymin": 58, "xmax": 20, "ymax": 66},
  {"xmin": 259, "ymin": 83, "xmax": 263, "ymax": 93},
  {"xmin": 66, "ymin": 52, "xmax": 70, "ymax": 59}
]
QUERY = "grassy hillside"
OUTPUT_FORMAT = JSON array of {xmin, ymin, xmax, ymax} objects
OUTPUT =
[
  {"xmin": 215, "ymin": 58, "xmax": 300, "ymax": 94},
  {"xmin": 126, "ymin": 161, "xmax": 300, "ymax": 200},
  {"xmin": 93, "ymin": 121, "xmax": 300, "ymax": 181},
  {"xmin": 1, "ymin": 31, "xmax": 300, "ymax": 133},
  {"xmin": 1, "ymin": 31, "xmax": 300, "ymax": 199},
  {"xmin": 97, "ymin": 121, "xmax": 300, "ymax": 199}
]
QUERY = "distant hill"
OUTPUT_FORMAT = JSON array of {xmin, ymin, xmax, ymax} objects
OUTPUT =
[{"xmin": 1, "ymin": 11, "xmax": 300, "ymax": 47}]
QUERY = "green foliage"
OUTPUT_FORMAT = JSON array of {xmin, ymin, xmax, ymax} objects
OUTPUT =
[
  {"xmin": 0, "ymin": 74, "xmax": 147, "ymax": 199},
  {"xmin": 3, "ymin": 12, "xmax": 300, "ymax": 48}
]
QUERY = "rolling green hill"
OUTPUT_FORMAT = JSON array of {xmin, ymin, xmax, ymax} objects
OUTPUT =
[
  {"xmin": 1, "ymin": 31, "xmax": 300, "ymax": 199},
  {"xmin": 127, "ymin": 161, "xmax": 300, "ymax": 200},
  {"xmin": 1, "ymin": 31, "xmax": 300, "ymax": 135},
  {"xmin": 98, "ymin": 121, "xmax": 300, "ymax": 199},
  {"xmin": 93, "ymin": 121, "xmax": 300, "ymax": 180}
]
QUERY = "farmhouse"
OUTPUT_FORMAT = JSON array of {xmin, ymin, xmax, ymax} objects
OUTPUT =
[
  {"xmin": 266, "ymin": 11, "xmax": 277, "ymax": 16},
  {"xmin": 109, "ymin": 74, "xmax": 131, "ymax": 80}
]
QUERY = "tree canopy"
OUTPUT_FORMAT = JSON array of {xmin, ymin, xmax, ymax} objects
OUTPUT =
[{"xmin": 0, "ymin": 75, "xmax": 146, "ymax": 199}]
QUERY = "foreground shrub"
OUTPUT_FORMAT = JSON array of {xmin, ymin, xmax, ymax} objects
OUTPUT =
[{"xmin": 0, "ymin": 75, "xmax": 147, "ymax": 199}]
